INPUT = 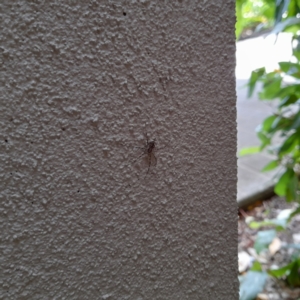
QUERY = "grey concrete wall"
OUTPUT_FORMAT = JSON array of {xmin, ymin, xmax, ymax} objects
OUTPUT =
[{"xmin": 1, "ymin": 1, "xmax": 237, "ymax": 299}]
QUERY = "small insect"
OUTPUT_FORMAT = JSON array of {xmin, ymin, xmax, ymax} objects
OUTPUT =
[{"xmin": 131, "ymin": 133, "xmax": 157, "ymax": 176}]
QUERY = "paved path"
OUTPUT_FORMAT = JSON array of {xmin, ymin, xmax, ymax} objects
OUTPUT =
[{"xmin": 236, "ymin": 33, "xmax": 292, "ymax": 206}]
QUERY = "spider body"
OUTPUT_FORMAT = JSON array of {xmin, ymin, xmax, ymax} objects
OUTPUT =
[{"xmin": 143, "ymin": 135, "xmax": 157, "ymax": 174}]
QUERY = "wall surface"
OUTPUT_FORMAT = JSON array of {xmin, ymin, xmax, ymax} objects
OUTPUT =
[{"xmin": 1, "ymin": 1, "xmax": 237, "ymax": 299}]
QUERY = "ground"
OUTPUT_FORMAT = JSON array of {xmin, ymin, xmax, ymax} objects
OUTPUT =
[{"xmin": 239, "ymin": 195, "xmax": 300, "ymax": 300}]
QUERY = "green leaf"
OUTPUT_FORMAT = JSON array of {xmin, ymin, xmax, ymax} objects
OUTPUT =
[
  {"xmin": 271, "ymin": 17, "xmax": 300, "ymax": 34},
  {"xmin": 287, "ymin": 111, "xmax": 300, "ymax": 130},
  {"xmin": 248, "ymin": 68, "xmax": 265, "ymax": 98},
  {"xmin": 279, "ymin": 61, "xmax": 299, "ymax": 73},
  {"xmin": 239, "ymin": 271, "xmax": 268, "ymax": 300},
  {"xmin": 254, "ymin": 230, "xmax": 276, "ymax": 253},
  {"xmin": 239, "ymin": 146, "xmax": 261, "ymax": 156},
  {"xmin": 261, "ymin": 160, "xmax": 279, "ymax": 172},
  {"xmin": 293, "ymin": 48, "xmax": 300, "ymax": 61},
  {"xmin": 274, "ymin": 168, "xmax": 295, "ymax": 196},
  {"xmin": 249, "ymin": 208, "xmax": 292, "ymax": 231},
  {"xmin": 279, "ymin": 94, "xmax": 298, "ymax": 108},
  {"xmin": 269, "ymin": 263, "xmax": 293, "ymax": 278},
  {"xmin": 251, "ymin": 261, "xmax": 263, "ymax": 272},
  {"xmin": 269, "ymin": 115, "xmax": 293, "ymax": 134},
  {"xmin": 283, "ymin": 24, "xmax": 300, "ymax": 35},
  {"xmin": 257, "ymin": 131, "xmax": 271, "ymax": 149},
  {"xmin": 287, "ymin": 0, "xmax": 300, "ymax": 19},
  {"xmin": 235, "ymin": 0, "xmax": 244, "ymax": 39},
  {"xmin": 287, "ymin": 259, "xmax": 300, "ymax": 287},
  {"xmin": 248, "ymin": 220, "xmax": 266, "ymax": 229},
  {"xmin": 236, "ymin": 0, "xmax": 275, "ymax": 40},
  {"xmin": 262, "ymin": 115, "xmax": 277, "ymax": 132},
  {"xmin": 278, "ymin": 61, "xmax": 300, "ymax": 78},
  {"xmin": 259, "ymin": 76, "xmax": 282, "ymax": 100},
  {"xmin": 278, "ymin": 131, "xmax": 299, "ymax": 156},
  {"xmin": 269, "ymin": 258, "xmax": 300, "ymax": 287},
  {"xmin": 277, "ymin": 84, "xmax": 300, "ymax": 99},
  {"xmin": 249, "ymin": 219, "xmax": 286, "ymax": 231},
  {"xmin": 270, "ymin": 116, "xmax": 283, "ymax": 131},
  {"xmin": 286, "ymin": 170, "xmax": 299, "ymax": 202}
]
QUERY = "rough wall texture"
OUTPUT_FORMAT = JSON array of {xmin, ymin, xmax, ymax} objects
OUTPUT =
[{"xmin": 1, "ymin": 1, "xmax": 237, "ymax": 299}]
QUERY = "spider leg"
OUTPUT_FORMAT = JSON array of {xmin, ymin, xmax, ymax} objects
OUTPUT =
[
  {"xmin": 145, "ymin": 133, "xmax": 150, "ymax": 145},
  {"xmin": 146, "ymin": 153, "xmax": 152, "ymax": 174},
  {"xmin": 130, "ymin": 151, "xmax": 145, "ymax": 165},
  {"xmin": 155, "ymin": 145, "xmax": 167, "ymax": 151},
  {"xmin": 152, "ymin": 153, "xmax": 157, "ymax": 167},
  {"xmin": 133, "ymin": 146, "xmax": 146, "ymax": 151}
]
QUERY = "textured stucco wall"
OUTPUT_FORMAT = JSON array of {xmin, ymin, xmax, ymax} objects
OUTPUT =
[{"xmin": 1, "ymin": 1, "xmax": 237, "ymax": 299}]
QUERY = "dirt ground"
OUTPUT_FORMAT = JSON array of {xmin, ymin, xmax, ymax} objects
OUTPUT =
[{"xmin": 238, "ymin": 195, "xmax": 300, "ymax": 300}]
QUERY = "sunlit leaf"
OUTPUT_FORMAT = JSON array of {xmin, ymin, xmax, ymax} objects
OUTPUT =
[
  {"xmin": 236, "ymin": 0, "xmax": 244, "ymax": 39},
  {"xmin": 249, "ymin": 219, "xmax": 286, "ymax": 231},
  {"xmin": 251, "ymin": 261, "xmax": 263, "ymax": 272},
  {"xmin": 239, "ymin": 146, "xmax": 261, "ymax": 156},
  {"xmin": 261, "ymin": 160, "xmax": 279, "ymax": 172}
]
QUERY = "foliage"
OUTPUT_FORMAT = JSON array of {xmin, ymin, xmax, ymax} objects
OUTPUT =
[
  {"xmin": 269, "ymin": 257, "xmax": 300, "ymax": 287},
  {"xmin": 248, "ymin": 208, "xmax": 293, "ymax": 231},
  {"xmin": 240, "ymin": 206, "xmax": 300, "ymax": 300},
  {"xmin": 249, "ymin": 212, "xmax": 300, "ymax": 287},
  {"xmin": 247, "ymin": 64, "xmax": 300, "ymax": 202},
  {"xmin": 243, "ymin": 0, "xmax": 300, "ymax": 204},
  {"xmin": 238, "ymin": 1, "xmax": 300, "ymax": 299},
  {"xmin": 236, "ymin": 0, "xmax": 275, "ymax": 39},
  {"xmin": 247, "ymin": 55, "xmax": 300, "ymax": 203}
]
